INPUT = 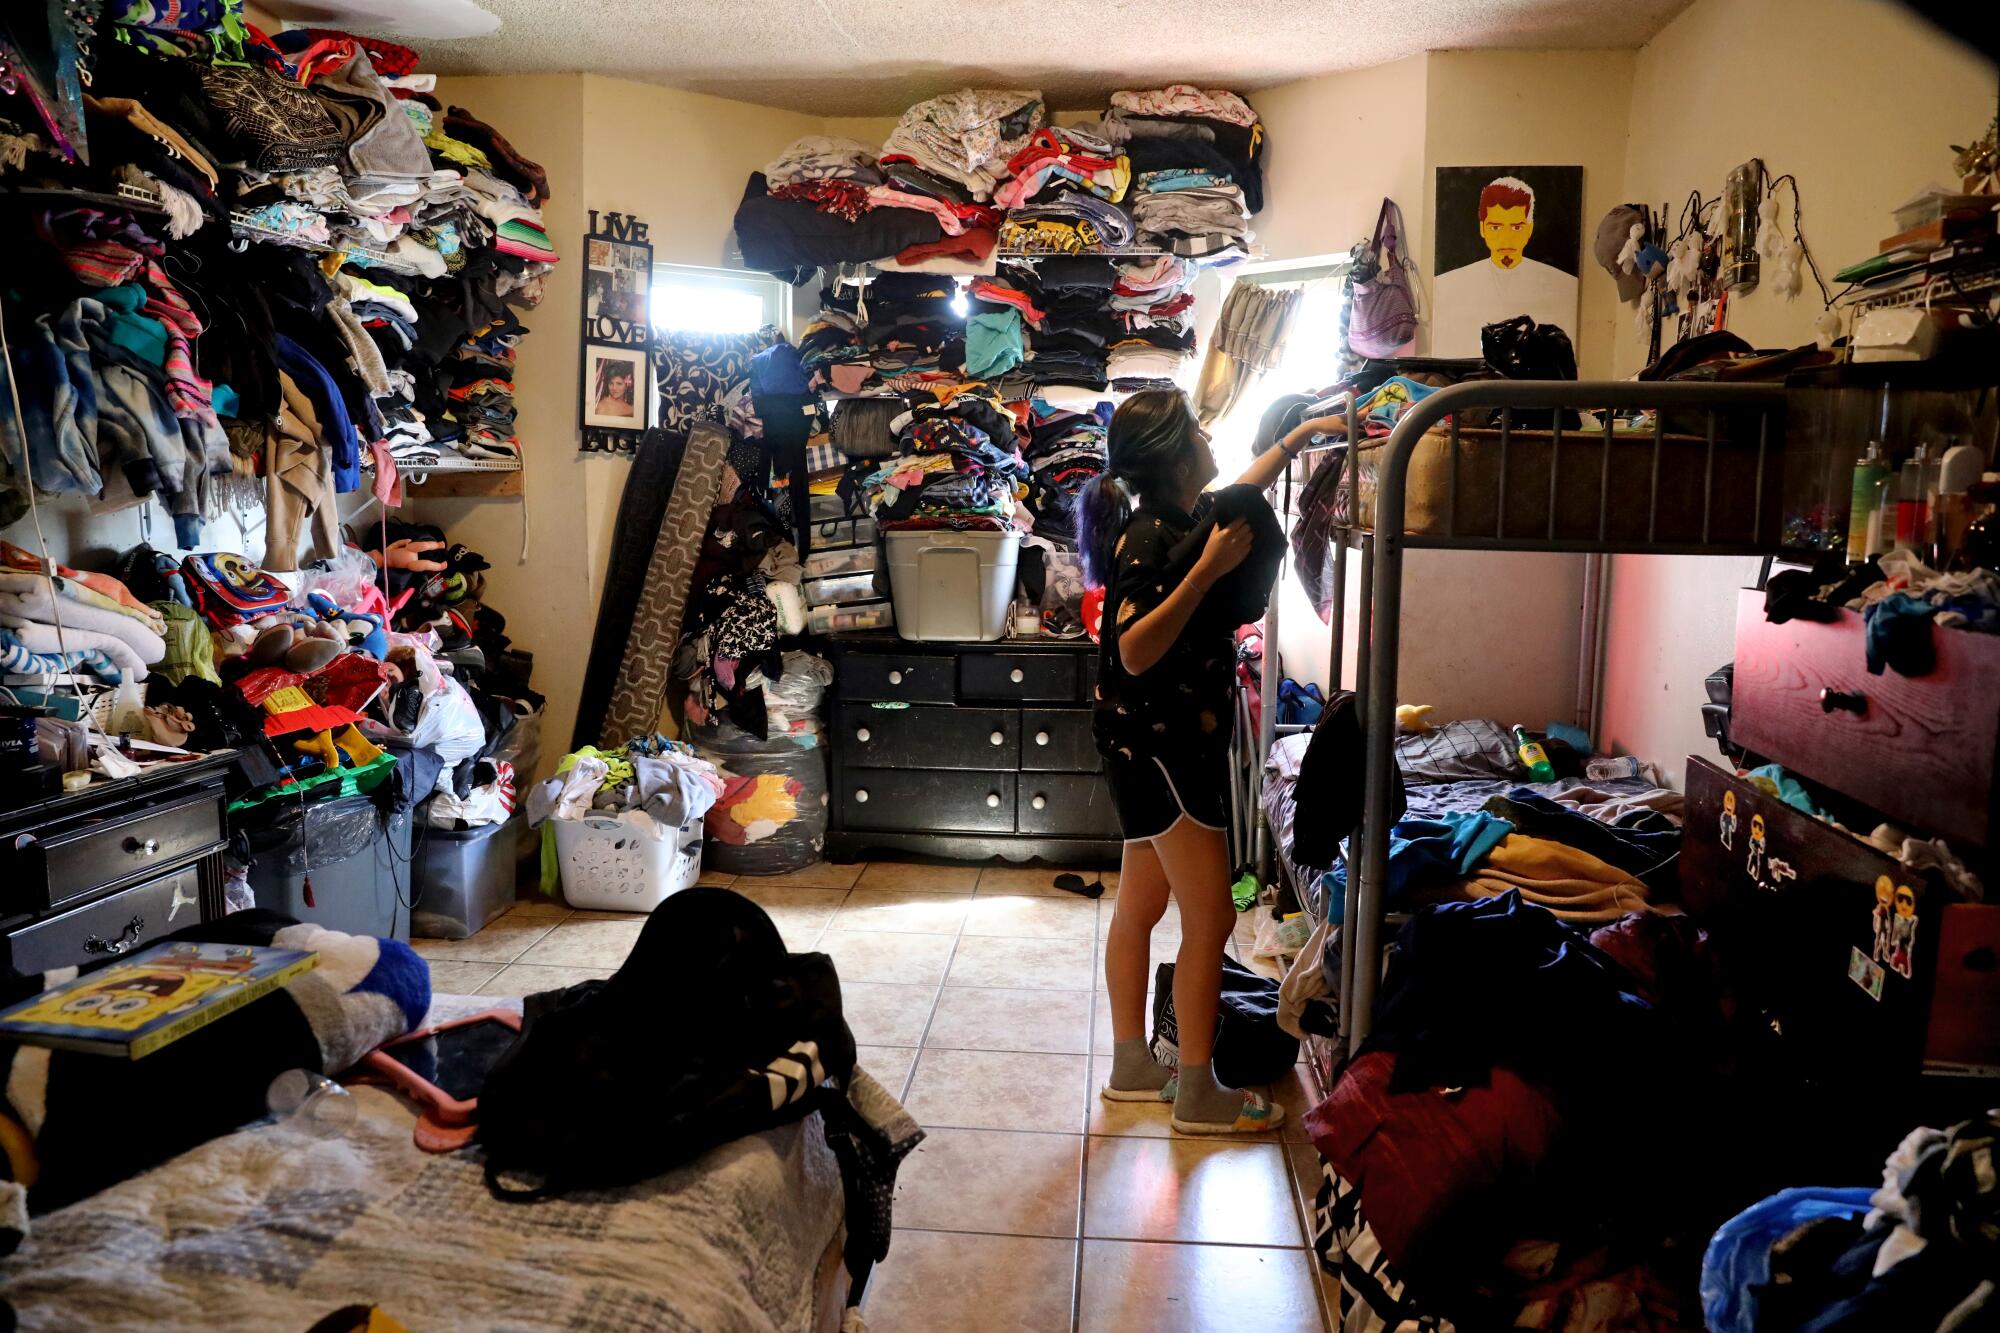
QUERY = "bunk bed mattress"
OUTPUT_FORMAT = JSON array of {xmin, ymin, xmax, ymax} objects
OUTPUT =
[
  {"xmin": 1, "ymin": 995, "xmax": 856, "ymax": 1333},
  {"xmin": 1350, "ymin": 424, "xmax": 1781, "ymax": 545}
]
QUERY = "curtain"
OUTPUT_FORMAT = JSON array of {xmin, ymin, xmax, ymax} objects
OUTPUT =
[{"xmin": 1192, "ymin": 283, "xmax": 1302, "ymax": 427}]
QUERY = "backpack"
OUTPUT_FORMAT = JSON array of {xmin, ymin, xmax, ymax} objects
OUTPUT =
[
  {"xmin": 180, "ymin": 552, "xmax": 292, "ymax": 627},
  {"xmin": 1346, "ymin": 198, "xmax": 1420, "ymax": 359},
  {"xmin": 475, "ymin": 886, "xmax": 858, "ymax": 1200},
  {"xmin": 1151, "ymin": 954, "xmax": 1300, "ymax": 1087}
]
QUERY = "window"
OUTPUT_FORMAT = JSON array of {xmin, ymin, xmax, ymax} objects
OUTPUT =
[
  {"xmin": 651, "ymin": 263, "xmax": 791, "ymax": 336},
  {"xmin": 1209, "ymin": 272, "xmax": 1349, "ymax": 480}
]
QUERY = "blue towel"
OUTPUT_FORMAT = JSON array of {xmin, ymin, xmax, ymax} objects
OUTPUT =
[{"xmin": 1321, "ymin": 809, "xmax": 1514, "ymax": 920}]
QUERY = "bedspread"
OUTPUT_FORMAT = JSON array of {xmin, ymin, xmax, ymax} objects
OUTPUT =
[{"xmin": 1, "ymin": 994, "xmax": 863, "ymax": 1332}]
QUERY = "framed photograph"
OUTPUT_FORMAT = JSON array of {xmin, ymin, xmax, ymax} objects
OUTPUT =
[
  {"xmin": 582, "ymin": 343, "xmax": 648, "ymax": 430},
  {"xmin": 586, "ymin": 232, "xmax": 654, "ymax": 340},
  {"xmin": 580, "ymin": 209, "xmax": 654, "ymax": 452}
]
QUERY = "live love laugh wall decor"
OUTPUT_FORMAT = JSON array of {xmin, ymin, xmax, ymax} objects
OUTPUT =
[{"xmin": 580, "ymin": 210, "xmax": 653, "ymax": 453}]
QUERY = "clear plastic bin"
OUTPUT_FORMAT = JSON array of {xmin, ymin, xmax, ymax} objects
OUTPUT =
[
  {"xmin": 805, "ymin": 571, "xmax": 883, "ymax": 607},
  {"xmin": 807, "ymin": 601, "xmax": 894, "ymax": 634},
  {"xmin": 553, "ymin": 811, "xmax": 702, "ymax": 913},
  {"xmin": 884, "ymin": 528, "xmax": 1020, "ymax": 641},
  {"xmin": 805, "ymin": 545, "xmax": 878, "ymax": 579}
]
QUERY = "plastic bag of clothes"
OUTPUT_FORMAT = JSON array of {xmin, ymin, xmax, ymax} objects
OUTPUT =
[
  {"xmin": 754, "ymin": 651, "xmax": 833, "ymax": 743},
  {"xmin": 692, "ymin": 716, "xmax": 829, "ymax": 876}
]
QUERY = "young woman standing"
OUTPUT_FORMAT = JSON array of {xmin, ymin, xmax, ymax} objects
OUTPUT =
[{"xmin": 1077, "ymin": 388, "xmax": 1343, "ymax": 1134}]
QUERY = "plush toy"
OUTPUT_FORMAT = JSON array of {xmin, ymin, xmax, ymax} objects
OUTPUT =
[
  {"xmin": 306, "ymin": 591, "xmax": 388, "ymax": 659},
  {"xmin": 293, "ymin": 723, "xmax": 385, "ymax": 772},
  {"xmin": 1634, "ymin": 243, "xmax": 1669, "ymax": 278},
  {"xmin": 1396, "ymin": 703, "xmax": 1436, "ymax": 734},
  {"xmin": 1635, "ymin": 285, "xmax": 1656, "ymax": 340},
  {"xmin": 1814, "ymin": 308, "xmax": 1845, "ymax": 352},
  {"xmin": 1616, "ymin": 221, "xmax": 1644, "ymax": 274},
  {"xmin": 1664, "ymin": 238, "xmax": 1697, "ymax": 302},
  {"xmin": 1756, "ymin": 195, "xmax": 1805, "ymax": 299}
]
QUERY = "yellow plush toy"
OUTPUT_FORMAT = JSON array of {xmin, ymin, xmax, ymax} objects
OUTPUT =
[{"xmin": 1396, "ymin": 704, "xmax": 1437, "ymax": 734}]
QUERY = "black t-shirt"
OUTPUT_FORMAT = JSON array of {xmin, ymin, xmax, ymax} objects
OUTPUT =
[{"xmin": 1093, "ymin": 494, "xmax": 1238, "ymax": 761}]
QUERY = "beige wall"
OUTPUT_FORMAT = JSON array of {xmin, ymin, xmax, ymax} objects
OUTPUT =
[
  {"xmin": 1422, "ymin": 48, "xmax": 1634, "ymax": 381},
  {"xmin": 409, "ymin": 75, "xmax": 589, "ymax": 768},
  {"xmin": 1597, "ymin": 0, "xmax": 1998, "ymax": 786},
  {"xmin": 1251, "ymin": 50, "xmax": 1612, "ymax": 731}
]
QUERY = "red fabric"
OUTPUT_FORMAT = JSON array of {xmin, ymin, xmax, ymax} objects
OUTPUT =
[
  {"xmin": 263, "ymin": 702, "xmax": 361, "ymax": 738},
  {"xmin": 896, "ymin": 227, "xmax": 998, "ymax": 266},
  {"xmin": 1303, "ymin": 1051, "xmax": 1563, "ymax": 1275},
  {"xmin": 1004, "ymin": 127, "xmax": 1119, "ymax": 178},
  {"xmin": 302, "ymin": 29, "xmax": 419, "ymax": 77}
]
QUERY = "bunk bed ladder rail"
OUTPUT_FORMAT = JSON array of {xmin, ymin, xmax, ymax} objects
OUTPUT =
[{"xmin": 1344, "ymin": 379, "xmax": 1788, "ymax": 1056}]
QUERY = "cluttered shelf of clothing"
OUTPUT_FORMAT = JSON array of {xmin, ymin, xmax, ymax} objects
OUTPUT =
[{"xmin": 1265, "ymin": 268, "xmax": 2000, "ymax": 1325}]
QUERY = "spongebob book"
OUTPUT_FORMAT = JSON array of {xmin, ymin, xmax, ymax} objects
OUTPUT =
[{"xmin": 0, "ymin": 942, "xmax": 316, "ymax": 1058}]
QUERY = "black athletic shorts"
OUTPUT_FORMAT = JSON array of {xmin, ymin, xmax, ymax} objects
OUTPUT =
[{"xmin": 1102, "ymin": 745, "xmax": 1229, "ymax": 842}]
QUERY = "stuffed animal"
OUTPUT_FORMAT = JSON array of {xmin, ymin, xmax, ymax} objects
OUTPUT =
[
  {"xmin": 1616, "ymin": 221, "xmax": 1644, "ymax": 274},
  {"xmin": 1756, "ymin": 195, "xmax": 1805, "ymax": 298},
  {"xmin": 306, "ymin": 591, "xmax": 388, "ymax": 659}
]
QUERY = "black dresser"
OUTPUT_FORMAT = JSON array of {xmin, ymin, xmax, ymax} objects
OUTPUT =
[
  {"xmin": 0, "ymin": 753, "xmax": 234, "ymax": 975},
  {"xmin": 825, "ymin": 633, "xmax": 1121, "ymax": 863}
]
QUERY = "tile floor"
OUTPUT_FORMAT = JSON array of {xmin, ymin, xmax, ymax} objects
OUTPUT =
[{"xmin": 414, "ymin": 859, "xmax": 1332, "ymax": 1332}]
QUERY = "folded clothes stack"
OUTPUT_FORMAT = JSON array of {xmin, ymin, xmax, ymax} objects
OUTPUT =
[
  {"xmin": 0, "ymin": 565, "xmax": 167, "ymax": 683},
  {"xmin": 862, "ymin": 385, "xmax": 1028, "ymax": 532},
  {"xmin": 998, "ymin": 191, "xmax": 1137, "ymax": 256},
  {"xmin": 1022, "ymin": 400, "xmax": 1111, "ymax": 544}
]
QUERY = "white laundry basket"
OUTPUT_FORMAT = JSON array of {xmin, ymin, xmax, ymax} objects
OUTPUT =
[{"xmin": 553, "ymin": 811, "xmax": 703, "ymax": 912}]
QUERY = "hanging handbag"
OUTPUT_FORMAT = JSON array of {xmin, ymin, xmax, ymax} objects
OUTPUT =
[{"xmin": 1346, "ymin": 198, "xmax": 1420, "ymax": 359}]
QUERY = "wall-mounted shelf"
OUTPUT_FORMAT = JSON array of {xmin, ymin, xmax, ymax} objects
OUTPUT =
[{"xmin": 401, "ymin": 468, "xmax": 523, "ymax": 498}]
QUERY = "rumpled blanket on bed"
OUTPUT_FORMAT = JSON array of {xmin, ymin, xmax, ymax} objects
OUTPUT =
[
  {"xmin": 0, "ymin": 910, "xmax": 427, "ymax": 1219},
  {"xmin": 0, "ymin": 1081, "xmax": 848, "ymax": 1332}
]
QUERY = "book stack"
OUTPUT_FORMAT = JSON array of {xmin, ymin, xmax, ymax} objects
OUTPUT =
[{"xmin": 1833, "ymin": 185, "xmax": 1998, "ymax": 309}]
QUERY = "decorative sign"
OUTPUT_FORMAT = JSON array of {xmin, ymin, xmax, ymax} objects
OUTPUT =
[{"xmin": 580, "ymin": 210, "xmax": 653, "ymax": 453}]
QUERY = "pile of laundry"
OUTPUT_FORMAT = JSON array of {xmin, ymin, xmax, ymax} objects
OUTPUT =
[
  {"xmin": 1021, "ymin": 401, "xmax": 1111, "ymax": 544},
  {"xmin": 1762, "ymin": 547, "xmax": 2000, "ymax": 678},
  {"xmin": 732, "ymin": 84, "xmax": 1261, "ymax": 277},
  {"xmin": 526, "ymin": 737, "xmax": 725, "ymax": 891},
  {"xmin": 0, "ymin": 9, "xmax": 552, "ymax": 542},
  {"xmin": 1305, "ymin": 891, "xmax": 1790, "ymax": 1332},
  {"xmin": 1109, "ymin": 255, "xmax": 1199, "ymax": 390},
  {"xmin": 0, "ymin": 543, "xmax": 167, "ymax": 684},
  {"xmin": 860, "ymin": 386, "xmax": 1028, "ymax": 533},
  {"xmin": 1700, "ymin": 1110, "xmax": 2000, "ymax": 1333}
]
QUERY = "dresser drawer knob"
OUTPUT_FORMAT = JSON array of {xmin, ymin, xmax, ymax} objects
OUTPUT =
[
  {"xmin": 126, "ymin": 837, "xmax": 161, "ymax": 856},
  {"xmin": 1819, "ymin": 688, "xmax": 1867, "ymax": 717},
  {"xmin": 985, "ymin": 792, "xmax": 1001, "ymax": 808},
  {"xmin": 856, "ymin": 727, "xmax": 871, "ymax": 743},
  {"xmin": 989, "ymin": 730, "xmax": 1005, "ymax": 746},
  {"xmin": 84, "ymin": 914, "xmax": 146, "ymax": 955},
  {"xmin": 855, "ymin": 789, "xmax": 870, "ymax": 804},
  {"xmin": 1009, "ymin": 668, "xmax": 1025, "ymax": 684},
  {"xmin": 1034, "ymin": 731, "xmax": 1050, "ymax": 747},
  {"xmin": 888, "ymin": 669, "xmax": 904, "ymax": 686},
  {"xmin": 1031, "ymin": 794, "xmax": 1047, "ymax": 810}
]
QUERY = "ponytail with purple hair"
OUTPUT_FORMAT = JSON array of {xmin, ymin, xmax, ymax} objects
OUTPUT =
[{"xmin": 1075, "ymin": 389, "xmax": 1206, "ymax": 588}]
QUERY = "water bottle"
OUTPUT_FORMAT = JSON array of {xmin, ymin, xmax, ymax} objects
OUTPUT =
[
  {"xmin": 266, "ymin": 1069, "xmax": 358, "ymax": 1139},
  {"xmin": 1585, "ymin": 755, "xmax": 1644, "ymax": 782}
]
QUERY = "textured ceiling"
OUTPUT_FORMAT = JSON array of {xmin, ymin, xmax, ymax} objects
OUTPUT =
[{"xmin": 411, "ymin": 0, "xmax": 1696, "ymax": 116}]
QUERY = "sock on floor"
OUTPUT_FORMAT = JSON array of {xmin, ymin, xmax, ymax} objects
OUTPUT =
[
  {"xmin": 1108, "ymin": 1038, "xmax": 1173, "ymax": 1093},
  {"xmin": 1173, "ymin": 1059, "xmax": 1253, "ymax": 1125}
]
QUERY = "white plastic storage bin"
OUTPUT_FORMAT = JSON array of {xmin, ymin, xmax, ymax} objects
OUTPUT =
[
  {"xmin": 553, "ymin": 812, "xmax": 702, "ymax": 912},
  {"xmin": 884, "ymin": 529, "xmax": 1020, "ymax": 642}
]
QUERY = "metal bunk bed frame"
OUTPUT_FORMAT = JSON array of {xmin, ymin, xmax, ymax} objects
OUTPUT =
[{"xmin": 1256, "ymin": 377, "xmax": 1793, "ymax": 1064}]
